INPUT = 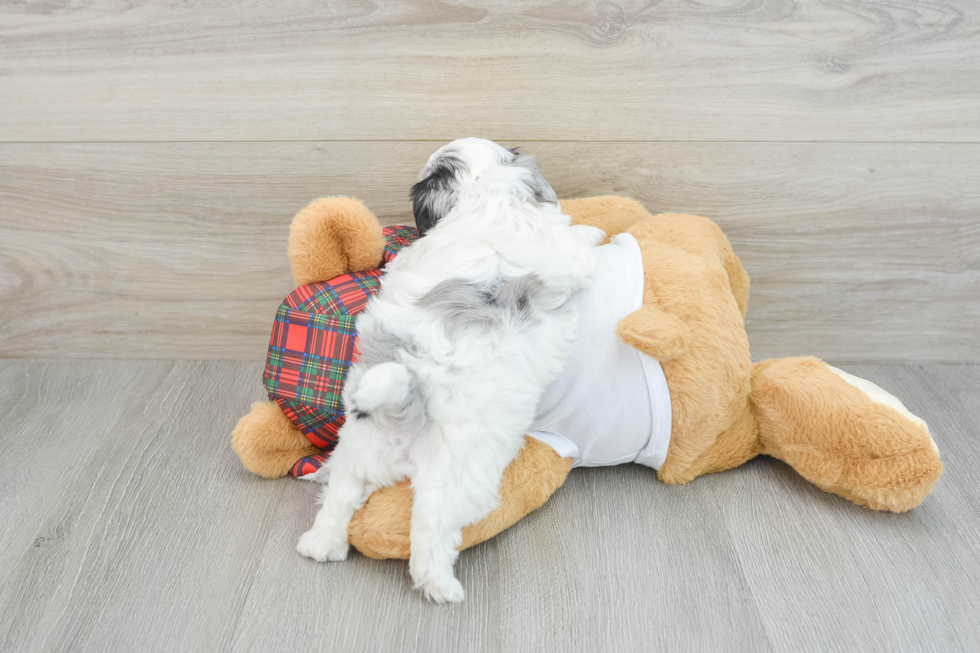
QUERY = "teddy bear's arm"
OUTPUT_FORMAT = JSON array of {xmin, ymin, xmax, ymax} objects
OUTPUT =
[{"xmin": 616, "ymin": 303, "xmax": 689, "ymax": 362}]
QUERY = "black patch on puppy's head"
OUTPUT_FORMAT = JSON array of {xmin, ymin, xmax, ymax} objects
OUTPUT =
[
  {"xmin": 411, "ymin": 140, "xmax": 558, "ymax": 237},
  {"xmin": 411, "ymin": 154, "xmax": 463, "ymax": 238}
]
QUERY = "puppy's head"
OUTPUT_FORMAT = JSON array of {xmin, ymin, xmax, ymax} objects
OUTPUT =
[{"xmin": 410, "ymin": 138, "xmax": 558, "ymax": 237}]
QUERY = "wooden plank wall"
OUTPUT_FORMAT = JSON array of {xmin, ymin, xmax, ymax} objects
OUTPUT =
[{"xmin": 1, "ymin": 1, "xmax": 978, "ymax": 362}]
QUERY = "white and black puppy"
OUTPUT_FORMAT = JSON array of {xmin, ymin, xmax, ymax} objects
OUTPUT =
[{"xmin": 296, "ymin": 138, "xmax": 604, "ymax": 602}]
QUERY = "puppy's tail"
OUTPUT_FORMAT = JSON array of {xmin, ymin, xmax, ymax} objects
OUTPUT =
[{"xmin": 349, "ymin": 362, "xmax": 418, "ymax": 418}]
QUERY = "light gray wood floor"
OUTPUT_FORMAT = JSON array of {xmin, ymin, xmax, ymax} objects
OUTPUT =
[{"xmin": 1, "ymin": 360, "xmax": 977, "ymax": 653}]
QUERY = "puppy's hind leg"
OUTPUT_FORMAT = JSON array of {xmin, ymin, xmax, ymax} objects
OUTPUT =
[
  {"xmin": 409, "ymin": 427, "xmax": 521, "ymax": 603},
  {"xmin": 296, "ymin": 428, "xmax": 390, "ymax": 562}
]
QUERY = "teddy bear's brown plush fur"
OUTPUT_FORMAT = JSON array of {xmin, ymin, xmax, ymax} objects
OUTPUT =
[{"xmin": 233, "ymin": 195, "xmax": 943, "ymax": 559}]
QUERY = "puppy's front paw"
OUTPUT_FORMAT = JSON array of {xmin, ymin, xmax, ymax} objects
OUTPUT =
[
  {"xmin": 296, "ymin": 528, "xmax": 349, "ymax": 562},
  {"xmin": 416, "ymin": 575, "xmax": 465, "ymax": 604},
  {"xmin": 572, "ymin": 224, "xmax": 606, "ymax": 247}
]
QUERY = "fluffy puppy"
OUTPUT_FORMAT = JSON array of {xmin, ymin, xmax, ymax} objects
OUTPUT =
[{"xmin": 296, "ymin": 138, "xmax": 604, "ymax": 602}]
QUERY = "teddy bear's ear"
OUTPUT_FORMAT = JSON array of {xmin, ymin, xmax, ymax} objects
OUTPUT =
[{"xmin": 288, "ymin": 197, "xmax": 385, "ymax": 286}]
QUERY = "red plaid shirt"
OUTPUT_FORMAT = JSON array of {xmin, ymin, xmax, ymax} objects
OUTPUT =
[{"xmin": 263, "ymin": 225, "xmax": 418, "ymax": 477}]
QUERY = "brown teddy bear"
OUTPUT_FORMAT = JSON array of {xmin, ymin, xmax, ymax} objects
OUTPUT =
[{"xmin": 233, "ymin": 195, "xmax": 943, "ymax": 560}]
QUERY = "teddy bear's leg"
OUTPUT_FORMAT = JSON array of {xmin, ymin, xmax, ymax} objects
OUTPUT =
[
  {"xmin": 673, "ymin": 400, "xmax": 762, "ymax": 481},
  {"xmin": 750, "ymin": 357, "xmax": 943, "ymax": 512},
  {"xmin": 559, "ymin": 196, "xmax": 653, "ymax": 244},
  {"xmin": 231, "ymin": 401, "xmax": 321, "ymax": 478},
  {"xmin": 633, "ymin": 212, "xmax": 750, "ymax": 318},
  {"xmin": 561, "ymin": 203, "xmax": 750, "ymax": 318},
  {"xmin": 288, "ymin": 197, "xmax": 386, "ymax": 286},
  {"xmin": 347, "ymin": 437, "xmax": 573, "ymax": 559}
]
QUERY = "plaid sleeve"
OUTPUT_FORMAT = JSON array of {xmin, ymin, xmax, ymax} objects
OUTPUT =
[
  {"xmin": 381, "ymin": 224, "xmax": 418, "ymax": 264},
  {"xmin": 263, "ymin": 307, "xmax": 357, "ymax": 453}
]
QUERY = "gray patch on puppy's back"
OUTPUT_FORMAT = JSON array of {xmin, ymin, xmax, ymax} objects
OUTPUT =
[
  {"xmin": 496, "ymin": 274, "xmax": 553, "ymax": 315},
  {"xmin": 418, "ymin": 278, "xmax": 498, "ymax": 326},
  {"xmin": 352, "ymin": 319, "xmax": 415, "ymax": 369},
  {"xmin": 418, "ymin": 274, "xmax": 567, "ymax": 339}
]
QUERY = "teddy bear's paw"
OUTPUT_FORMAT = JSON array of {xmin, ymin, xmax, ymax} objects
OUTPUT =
[
  {"xmin": 414, "ymin": 573, "xmax": 465, "ymax": 604},
  {"xmin": 296, "ymin": 528, "xmax": 349, "ymax": 562}
]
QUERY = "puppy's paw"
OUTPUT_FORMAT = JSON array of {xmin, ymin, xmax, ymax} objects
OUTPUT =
[
  {"xmin": 410, "ymin": 556, "xmax": 465, "ymax": 603},
  {"xmin": 309, "ymin": 465, "xmax": 331, "ymax": 485},
  {"xmin": 416, "ymin": 575, "xmax": 465, "ymax": 604},
  {"xmin": 571, "ymin": 224, "xmax": 606, "ymax": 247},
  {"xmin": 296, "ymin": 528, "xmax": 349, "ymax": 562}
]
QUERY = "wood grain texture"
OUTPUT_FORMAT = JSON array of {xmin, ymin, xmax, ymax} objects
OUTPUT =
[
  {"xmin": 1, "ymin": 141, "xmax": 977, "ymax": 362},
  {"xmin": 0, "ymin": 360, "xmax": 978, "ymax": 652},
  {"xmin": 1, "ymin": 0, "xmax": 979, "ymax": 142},
  {"xmin": 0, "ymin": 360, "xmax": 278, "ymax": 652},
  {"xmin": 706, "ymin": 364, "xmax": 980, "ymax": 653},
  {"xmin": 0, "ymin": 360, "xmax": 168, "ymax": 592}
]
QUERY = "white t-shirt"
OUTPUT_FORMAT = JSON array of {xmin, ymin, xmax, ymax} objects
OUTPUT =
[{"xmin": 528, "ymin": 233, "xmax": 672, "ymax": 469}]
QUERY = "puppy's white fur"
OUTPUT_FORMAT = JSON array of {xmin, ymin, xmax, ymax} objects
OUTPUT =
[{"xmin": 296, "ymin": 138, "xmax": 604, "ymax": 603}]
